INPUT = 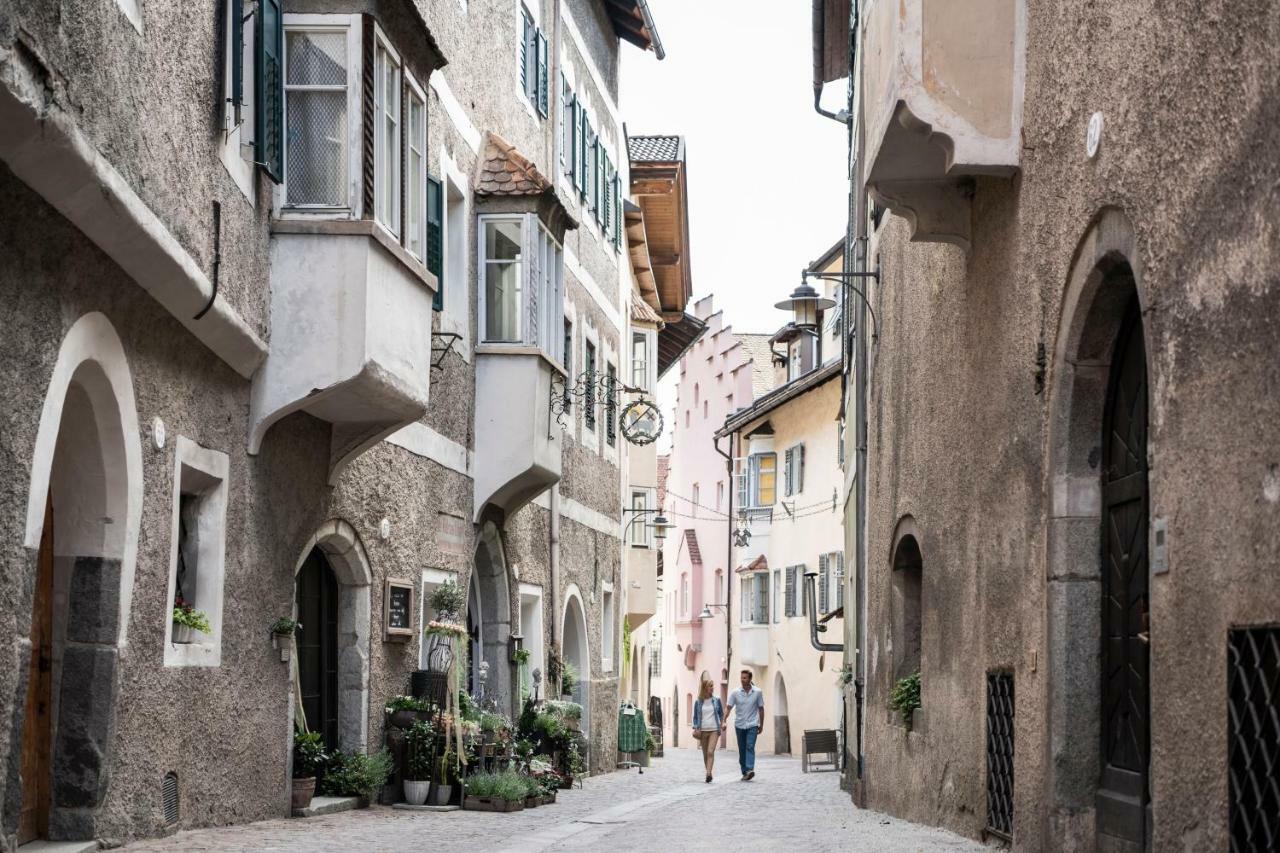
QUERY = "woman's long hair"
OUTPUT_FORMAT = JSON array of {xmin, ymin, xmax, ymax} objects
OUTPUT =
[{"xmin": 697, "ymin": 674, "xmax": 715, "ymax": 701}]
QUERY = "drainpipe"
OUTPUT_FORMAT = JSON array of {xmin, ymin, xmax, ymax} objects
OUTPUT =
[
  {"xmin": 551, "ymin": 485, "xmax": 562, "ymax": 692},
  {"xmin": 812, "ymin": 1, "xmax": 850, "ymax": 126},
  {"xmin": 713, "ymin": 432, "xmax": 733, "ymax": 676},
  {"xmin": 803, "ymin": 571, "xmax": 843, "ymax": 652}
]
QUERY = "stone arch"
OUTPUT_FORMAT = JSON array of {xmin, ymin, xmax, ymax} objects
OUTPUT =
[
  {"xmin": 7, "ymin": 312, "xmax": 142, "ymax": 843},
  {"xmin": 1043, "ymin": 207, "xmax": 1150, "ymax": 848},
  {"xmin": 470, "ymin": 521, "xmax": 514, "ymax": 713},
  {"xmin": 773, "ymin": 671, "xmax": 791, "ymax": 754},
  {"xmin": 889, "ymin": 516, "xmax": 923, "ymax": 683},
  {"xmin": 292, "ymin": 519, "xmax": 371, "ymax": 752},
  {"xmin": 562, "ymin": 584, "xmax": 591, "ymax": 737}
]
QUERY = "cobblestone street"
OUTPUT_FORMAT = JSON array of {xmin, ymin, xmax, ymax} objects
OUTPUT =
[{"xmin": 121, "ymin": 749, "xmax": 982, "ymax": 852}]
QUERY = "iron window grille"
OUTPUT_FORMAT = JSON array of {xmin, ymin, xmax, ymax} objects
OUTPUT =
[
  {"xmin": 1229, "ymin": 627, "xmax": 1280, "ymax": 852},
  {"xmin": 986, "ymin": 672, "xmax": 1015, "ymax": 841}
]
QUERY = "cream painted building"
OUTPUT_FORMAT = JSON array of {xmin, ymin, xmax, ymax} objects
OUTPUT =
[{"xmin": 720, "ymin": 247, "xmax": 845, "ymax": 756}]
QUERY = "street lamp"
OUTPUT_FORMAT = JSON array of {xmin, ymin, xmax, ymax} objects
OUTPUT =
[
  {"xmin": 698, "ymin": 603, "xmax": 728, "ymax": 621},
  {"xmin": 621, "ymin": 508, "xmax": 677, "ymax": 543},
  {"xmin": 775, "ymin": 280, "xmax": 836, "ymax": 330}
]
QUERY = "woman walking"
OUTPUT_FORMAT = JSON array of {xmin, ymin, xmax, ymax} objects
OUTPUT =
[{"xmin": 690, "ymin": 676, "xmax": 724, "ymax": 783}]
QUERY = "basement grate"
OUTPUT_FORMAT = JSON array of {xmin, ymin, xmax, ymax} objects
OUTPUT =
[
  {"xmin": 162, "ymin": 771, "xmax": 179, "ymax": 826},
  {"xmin": 986, "ymin": 672, "xmax": 1015, "ymax": 841},
  {"xmin": 1228, "ymin": 627, "xmax": 1280, "ymax": 852}
]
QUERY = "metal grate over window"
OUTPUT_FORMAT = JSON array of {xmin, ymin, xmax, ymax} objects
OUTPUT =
[
  {"xmin": 986, "ymin": 672, "xmax": 1015, "ymax": 840},
  {"xmin": 162, "ymin": 771, "xmax": 180, "ymax": 825},
  {"xmin": 1229, "ymin": 627, "xmax": 1280, "ymax": 852},
  {"xmin": 284, "ymin": 30, "xmax": 349, "ymax": 207}
]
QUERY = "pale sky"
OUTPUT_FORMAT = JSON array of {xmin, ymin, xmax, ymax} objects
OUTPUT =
[
  {"xmin": 620, "ymin": 0, "xmax": 849, "ymax": 336},
  {"xmin": 619, "ymin": 1, "xmax": 849, "ymax": 451}
]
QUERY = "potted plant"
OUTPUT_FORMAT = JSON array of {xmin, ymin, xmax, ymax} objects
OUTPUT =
[
  {"xmin": 890, "ymin": 670, "xmax": 922, "ymax": 731},
  {"xmin": 403, "ymin": 720, "xmax": 434, "ymax": 806},
  {"xmin": 292, "ymin": 729, "xmax": 327, "ymax": 811},
  {"xmin": 429, "ymin": 747, "xmax": 456, "ymax": 806},
  {"xmin": 642, "ymin": 729, "xmax": 657, "ymax": 767},
  {"xmin": 560, "ymin": 661, "xmax": 578, "ymax": 700},
  {"xmin": 318, "ymin": 749, "xmax": 394, "ymax": 805},
  {"xmin": 172, "ymin": 597, "xmax": 211, "ymax": 644},
  {"xmin": 464, "ymin": 770, "xmax": 527, "ymax": 812},
  {"xmin": 521, "ymin": 773, "xmax": 541, "ymax": 809},
  {"xmin": 385, "ymin": 695, "xmax": 428, "ymax": 729},
  {"xmin": 271, "ymin": 617, "xmax": 299, "ymax": 637}
]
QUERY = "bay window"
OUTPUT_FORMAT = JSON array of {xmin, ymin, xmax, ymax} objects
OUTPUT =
[
  {"xmin": 479, "ymin": 214, "xmax": 565, "ymax": 354},
  {"xmin": 736, "ymin": 452, "xmax": 778, "ymax": 508},
  {"xmin": 405, "ymin": 79, "xmax": 427, "ymax": 259},
  {"xmin": 631, "ymin": 332, "xmax": 649, "ymax": 390},
  {"xmin": 284, "ymin": 26, "xmax": 350, "ymax": 207},
  {"xmin": 741, "ymin": 572, "xmax": 769, "ymax": 625}
]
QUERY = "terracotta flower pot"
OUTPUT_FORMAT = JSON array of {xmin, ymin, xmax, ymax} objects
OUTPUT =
[{"xmin": 291, "ymin": 776, "xmax": 316, "ymax": 811}]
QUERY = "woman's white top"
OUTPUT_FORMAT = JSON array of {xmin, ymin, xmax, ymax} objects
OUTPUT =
[{"xmin": 696, "ymin": 699, "xmax": 719, "ymax": 730}]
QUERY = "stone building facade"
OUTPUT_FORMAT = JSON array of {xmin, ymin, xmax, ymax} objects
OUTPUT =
[
  {"xmin": 0, "ymin": 0, "xmax": 666, "ymax": 847},
  {"xmin": 822, "ymin": 0, "xmax": 1280, "ymax": 851}
]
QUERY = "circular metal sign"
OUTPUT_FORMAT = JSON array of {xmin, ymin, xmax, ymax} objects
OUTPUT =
[
  {"xmin": 1086, "ymin": 111, "xmax": 1103, "ymax": 159},
  {"xmin": 620, "ymin": 399, "xmax": 664, "ymax": 446}
]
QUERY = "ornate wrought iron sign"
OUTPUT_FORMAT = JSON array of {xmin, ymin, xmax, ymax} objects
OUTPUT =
[{"xmin": 550, "ymin": 372, "xmax": 665, "ymax": 446}]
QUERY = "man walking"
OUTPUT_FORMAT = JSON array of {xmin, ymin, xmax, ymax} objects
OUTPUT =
[{"xmin": 723, "ymin": 668, "xmax": 764, "ymax": 780}]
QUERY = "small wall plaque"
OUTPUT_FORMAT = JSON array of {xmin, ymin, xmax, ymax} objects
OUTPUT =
[
  {"xmin": 1151, "ymin": 517, "xmax": 1169, "ymax": 575},
  {"xmin": 384, "ymin": 578, "xmax": 415, "ymax": 641}
]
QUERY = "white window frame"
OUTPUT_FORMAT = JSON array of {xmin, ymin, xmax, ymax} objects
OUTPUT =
[
  {"xmin": 280, "ymin": 15, "xmax": 362, "ymax": 217},
  {"xmin": 601, "ymin": 581, "xmax": 615, "ymax": 673},
  {"xmin": 373, "ymin": 28, "xmax": 403, "ymax": 238},
  {"xmin": 418, "ymin": 567, "xmax": 460, "ymax": 668},
  {"xmin": 581, "ymin": 325, "xmax": 600, "ymax": 450},
  {"xmin": 404, "ymin": 71, "xmax": 428, "ymax": 261},
  {"xmin": 220, "ymin": 0, "xmax": 256, "ymax": 203},
  {"xmin": 163, "ymin": 437, "xmax": 230, "ymax": 668},
  {"xmin": 631, "ymin": 330, "xmax": 652, "ymax": 391},
  {"xmin": 518, "ymin": 583, "xmax": 545, "ymax": 699},
  {"xmin": 630, "ymin": 489, "xmax": 650, "ymax": 547},
  {"xmin": 439, "ymin": 148, "xmax": 472, "ymax": 355},
  {"xmin": 478, "ymin": 213, "xmax": 565, "ymax": 355},
  {"xmin": 680, "ymin": 573, "xmax": 690, "ymax": 618}
]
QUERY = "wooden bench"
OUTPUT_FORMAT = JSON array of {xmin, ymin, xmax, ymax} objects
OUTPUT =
[{"xmin": 801, "ymin": 729, "xmax": 839, "ymax": 773}]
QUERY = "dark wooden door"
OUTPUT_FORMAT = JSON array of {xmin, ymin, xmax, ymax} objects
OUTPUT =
[
  {"xmin": 1097, "ymin": 298, "xmax": 1151, "ymax": 846},
  {"xmin": 296, "ymin": 550, "xmax": 340, "ymax": 751},
  {"xmin": 18, "ymin": 496, "xmax": 54, "ymax": 844}
]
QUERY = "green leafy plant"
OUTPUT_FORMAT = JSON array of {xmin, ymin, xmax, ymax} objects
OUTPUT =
[
  {"xmin": 319, "ymin": 750, "xmax": 394, "ymax": 801},
  {"xmin": 466, "ymin": 770, "xmax": 530, "ymax": 803},
  {"xmin": 172, "ymin": 598, "xmax": 212, "ymax": 634},
  {"xmin": 560, "ymin": 661, "xmax": 578, "ymax": 697},
  {"xmin": 428, "ymin": 582, "xmax": 466, "ymax": 620},
  {"xmin": 292, "ymin": 729, "xmax": 327, "ymax": 779},
  {"xmin": 837, "ymin": 663, "xmax": 854, "ymax": 687},
  {"xmin": 513, "ymin": 647, "xmax": 531, "ymax": 665},
  {"xmin": 566, "ymin": 739, "xmax": 586, "ymax": 777},
  {"xmin": 645, "ymin": 729, "xmax": 658, "ymax": 755},
  {"xmin": 270, "ymin": 617, "xmax": 299, "ymax": 635},
  {"xmin": 405, "ymin": 720, "xmax": 435, "ymax": 780},
  {"xmin": 545, "ymin": 700, "xmax": 582, "ymax": 721},
  {"xmin": 622, "ymin": 620, "xmax": 632, "ymax": 668},
  {"xmin": 889, "ymin": 670, "xmax": 922, "ymax": 730},
  {"xmin": 385, "ymin": 695, "xmax": 429, "ymax": 714}
]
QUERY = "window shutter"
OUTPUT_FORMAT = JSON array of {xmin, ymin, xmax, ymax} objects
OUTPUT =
[
  {"xmin": 784, "ymin": 448, "xmax": 794, "ymax": 497},
  {"xmin": 573, "ymin": 105, "xmax": 584, "ymax": 190},
  {"xmin": 427, "ymin": 176, "xmax": 443, "ymax": 311},
  {"xmin": 230, "ymin": 0, "xmax": 244, "ymax": 125},
  {"xmin": 520, "ymin": 9, "xmax": 533, "ymax": 95},
  {"xmin": 784, "ymin": 567, "xmax": 796, "ymax": 617},
  {"xmin": 255, "ymin": 0, "xmax": 284, "ymax": 182},
  {"xmin": 536, "ymin": 31, "xmax": 549, "ymax": 117},
  {"xmin": 835, "ymin": 552, "xmax": 845, "ymax": 610},
  {"xmin": 798, "ymin": 444, "xmax": 806, "ymax": 493},
  {"xmin": 559, "ymin": 75, "xmax": 571, "ymax": 168},
  {"xmin": 741, "ymin": 580, "xmax": 750, "ymax": 624},
  {"xmin": 819, "ymin": 554, "xmax": 829, "ymax": 614},
  {"xmin": 799, "ymin": 564, "xmax": 808, "ymax": 615},
  {"xmin": 613, "ymin": 173, "xmax": 623, "ymax": 250}
]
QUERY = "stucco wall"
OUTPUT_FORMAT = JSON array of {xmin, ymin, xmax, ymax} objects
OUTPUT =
[{"xmin": 855, "ymin": 0, "xmax": 1280, "ymax": 849}]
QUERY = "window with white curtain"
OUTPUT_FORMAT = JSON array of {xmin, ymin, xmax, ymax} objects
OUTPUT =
[{"xmin": 404, "ymin": 77, "xmax": 426, "ymax": 259}]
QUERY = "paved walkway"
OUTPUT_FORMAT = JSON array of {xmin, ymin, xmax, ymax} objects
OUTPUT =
[{"xmin": 121, "ymin": 748, "xmax": 983, "ymax": 852}]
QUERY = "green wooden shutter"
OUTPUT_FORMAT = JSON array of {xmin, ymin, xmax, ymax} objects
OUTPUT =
[
  {"xmin": 519, "ymin": 9, "xmax": 533, "ymax": 95},
  {"xmin": 560, "ymin": 75, "xmax": 570, "ymax": 169},
  {"xmin": 255, "ymin": 0, "xmax": 283, "ymax": 182},
  {"xmin": 230, "ymin": 0, "xmax": 244, "ymax": 125},
  {"xmin": 798, "ymin": 444, "xmax": 805, "ymax": 492},
  {"xmin": 784, "ymin": 447, "xmax": 793, "ymax": 496},
  {"xmin": 613, "ymin": 172, "xmax": 623, "ymax": 250},
  {"xmin": 572, "ymin": 104, "xmax": 583, "ymax": 190},
  {"xmin": 427, "ymin": 175, "xmax": 443, "ymax": 311},
  {"xmin": 536, "ymin": 31, "xmax": 549, "ymax": 117}
]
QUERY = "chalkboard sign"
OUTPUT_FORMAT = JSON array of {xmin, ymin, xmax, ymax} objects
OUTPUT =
[{"xmin": 383, "ymin": 579, "xmax": 414, "ymax": 641}]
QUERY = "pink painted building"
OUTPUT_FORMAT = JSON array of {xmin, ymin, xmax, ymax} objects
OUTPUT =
[{"xmin": 657, "ymin": 295, "xmax": 776, "ymax": 749}]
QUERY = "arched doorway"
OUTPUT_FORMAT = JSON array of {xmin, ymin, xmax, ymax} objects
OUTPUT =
[
  {"xmin": 292, "ymin": 520, "xmax": 371, "ymax": 753},
  {"xmin": 1044, "ymin": 209, "xmax": 1151, "ymax": 849},
  {"xmin": 773, "ymin": 672, "xmax": 791, "ymax": 754},
  {"xmin": 7, "ymin": 313, "xmax": 142, "ymax": 844},
  {"xmin": 562, "ymin": 588, "xmax": 590, "ymax": 738},
  {"xmin": 470, "ymin": 522, "xmax": 513, "ymax": 714}
]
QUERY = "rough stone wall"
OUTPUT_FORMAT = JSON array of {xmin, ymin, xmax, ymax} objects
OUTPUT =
[
  {"xmin": 0, "ymin": 0, "xmax": 274, "ymax": 340},
  {"xmin": 858, "ymin": 1, "xmax": 1280, "ymax": 850}
]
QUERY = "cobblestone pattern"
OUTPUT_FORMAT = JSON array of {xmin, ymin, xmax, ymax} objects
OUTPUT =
[{"xmin": 120, "ymin": 750, "xmax": 984, "ymax": 852}]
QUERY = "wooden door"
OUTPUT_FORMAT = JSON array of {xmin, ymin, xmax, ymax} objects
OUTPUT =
[
  {"xmin": 1097, "ymin": 298, "xmax": 1151, "ymax": 846},
  {"xmin": 18, "ymin": 497, "xmax": 54, "ymax": 844},
  {"xmin": 295, "ymin": 550, "xmax": 340, "ymax": 751}
]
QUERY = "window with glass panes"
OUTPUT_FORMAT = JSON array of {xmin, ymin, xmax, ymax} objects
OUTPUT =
[
  {"xmin": 284, "ymin": 27, "xmax": 349, "ymax": 207},
  {"xmin": 630, "ymin": 491, "xmax": 648, "ymax": 546},
  {"xmin": 373, "ymin": 36, "xmax": 401, "ymax": 235},
  {"xmin": 405, "ymin": 79, "xmax": 426, "ymax": 260},
  {"xmin": 632, "ymin": 332, "xmax": 648, "ymax": 390}
]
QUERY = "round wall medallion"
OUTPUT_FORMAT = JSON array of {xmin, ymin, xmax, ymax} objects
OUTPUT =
[
  {"xmin": 619, "ymin": 399, "xmax": 664, "ymax": 446},
  {"xmin": 152, "ymin": 417, "xmax": 166, "ymax": 450},
  {"xmin": 1086, "ymin": 111, "xmax": 1103, "ymax": 159},
  {"xmin": 379, "ymin": 518, "xmax": 392, "ymax": 540}
]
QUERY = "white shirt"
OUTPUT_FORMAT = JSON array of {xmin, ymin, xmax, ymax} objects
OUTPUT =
[
  {"xmin": 695, "ymin": 698, "xmax": 719, "ymax": 730},
  {"xmin": 728, "ymin": 685, "xmax": 765, "ymax": 729}
]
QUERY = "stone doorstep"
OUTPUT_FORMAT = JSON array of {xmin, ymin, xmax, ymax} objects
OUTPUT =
[
  {"xmin": 292, "ymin": 795, "xmax": 363, "ymax": 818},
  {"xmin": 390, "ymin": 804, "xmax": 461, "ymax": 812},
  {"xmin": 16, "ymin": 841, "xmax": 99, "ymax": 853}
]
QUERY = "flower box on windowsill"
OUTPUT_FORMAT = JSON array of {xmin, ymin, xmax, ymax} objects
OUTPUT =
[{"xmin": 172, "ymin": 624, "xmax": 198, "ymax": 644}]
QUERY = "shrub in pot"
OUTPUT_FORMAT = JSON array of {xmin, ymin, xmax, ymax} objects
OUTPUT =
[
  {"xmin": 429, "ymin": 748, "xmax": 456, "ymax": 806},
  {"xmin": 402, "ymin": 720, "xmax": 434, "ymax": 805},
  {"xmin": 385, "ymin": 695, "xmax": 428, "ymax": 729},
  {"xmin": 292, "ymin": 730, "xmax": 327, "ymax": 811},
  {"xmin": 319, "ymin": 749, "xmax": 394, "ymax": 804},
  {"xmin": 172, "ymin": 597, "xmax": 211, "ymax": 645}
]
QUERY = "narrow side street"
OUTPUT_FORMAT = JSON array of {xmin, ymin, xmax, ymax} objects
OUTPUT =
[{"xmin": 120, "ymin": 750, "xmax": 982, "ymax": 853}]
